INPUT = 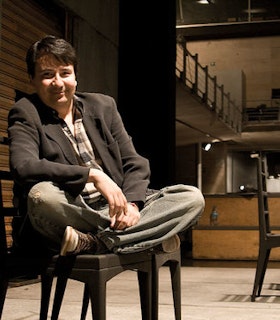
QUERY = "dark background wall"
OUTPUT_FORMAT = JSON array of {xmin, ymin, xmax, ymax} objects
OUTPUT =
[{"xmin": 118, "ymin": 1, "xmax": 177, "ymax": 189}]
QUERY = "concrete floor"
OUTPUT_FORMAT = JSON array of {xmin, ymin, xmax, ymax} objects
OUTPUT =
[{"xmin": 2, "ymin": 261, "xmax": 280, "ymax": 320}]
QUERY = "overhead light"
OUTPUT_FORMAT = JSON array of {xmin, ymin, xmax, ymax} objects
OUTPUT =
[
  {"xmin": 197, "ymin": 0, "xmax": 215, "ymax": 4},
  {"xmin": 239, "ymin": 185, "xmax": 245, "ymax": 191},
  {"xmin": 202, "ymin": 143, "xmax": 212, "ymax": 151}
]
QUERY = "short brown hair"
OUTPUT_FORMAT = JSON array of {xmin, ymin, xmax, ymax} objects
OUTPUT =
[{"xmin": 26, "ymin": 35, "xmax": 78, "ymax": 78}]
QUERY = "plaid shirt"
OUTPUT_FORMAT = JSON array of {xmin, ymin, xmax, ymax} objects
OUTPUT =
[{"xmin": 61, "ymin": 103, "xmax": 103, "ymax": 203}]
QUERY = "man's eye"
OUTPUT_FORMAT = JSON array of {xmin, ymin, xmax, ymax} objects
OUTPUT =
[
  {"xmin": 42, "ymin": 72, "xmax": 54, "ymax": 79},
  {"xmin": 61, "ymin": 71, "xmax": 71, "ymax": 77}
]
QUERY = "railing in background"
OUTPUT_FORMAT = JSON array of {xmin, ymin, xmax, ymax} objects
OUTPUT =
[
  {"xmin": 176, "ymin": 41, "xmax": 242, "ymax": 134},
  {"xmin": 245, "ymin": 99, "xmax": 280, "ymax": 109},
  {"xmin": 243, "ymin": 104, "xmax": 280, "ymax": 123}
]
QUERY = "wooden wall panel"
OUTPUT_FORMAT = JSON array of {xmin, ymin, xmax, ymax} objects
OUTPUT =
[
  {"xmin": 0, "ymin": 0, "xmax": 64, "ymax": 248},
  {"xmin": 0, "ymin": 0, "xmax": 64, "ymax": 138},
  {"xmin": 193, "ymin": 196, "xmax": 280, "ymax": 260}
]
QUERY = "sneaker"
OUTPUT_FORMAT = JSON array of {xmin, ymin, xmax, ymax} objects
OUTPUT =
[
  {"xmin": 60, "ymin": 226, "xmax": 106, "ymax": 256},
  {"xmin": 160, "ymin": 234, "xmax": 181, "ymax": 253}
]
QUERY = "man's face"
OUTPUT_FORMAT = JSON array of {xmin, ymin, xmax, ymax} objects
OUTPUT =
[{"xmin": 31, "ymin": 54, "xmax": 77, "ymax": 111}]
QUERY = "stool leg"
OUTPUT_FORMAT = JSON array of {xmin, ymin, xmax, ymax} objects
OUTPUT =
[
  {"xmin": 152, "ymin": 251, "xmax": 181, "ymax": 320},
  {"xmin": 169, "ymin": 260, "xmax": 181, "ymax": 320},
  {"xmin": 50, "ymin": 275, "xmax": 69, "ymax": 320},
  {"xmin": 40, "ymin": 271, "xmax": 54, "ymax": 320},
  {"xmin": 0, "ymin": 276, "xmax": 8, "ymax": 319},
  {"xmin": 49, "ymin": 255, "xmax": 77, "ymax": 319},
  {"xmin": 80, "ymin": 284, "xmax": 89, "ymax": 320},
  {"xmin": 152, "ymin": 262, "xmax": 159, "ymax": 320},
  {"xmin": 87, "ymin": 276, "xmax": 107, "ymax": 320},
  {"xmin": 138, "ymin": 270, "xmax": 152, "ymax": 320}
]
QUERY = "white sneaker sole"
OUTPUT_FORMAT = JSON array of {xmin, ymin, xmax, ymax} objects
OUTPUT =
[
  {"xmin": 60, "ymin": 226, "xmax": 78, "ymax": 256},
  {"xmin": 161, "ymin": 234, "xmax": 181, "ymax": 253}
]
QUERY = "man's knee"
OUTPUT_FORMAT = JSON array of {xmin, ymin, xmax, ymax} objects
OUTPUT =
[
  {"xmin": 176, "ymin": 184, "xmax": 205, "ymax": 211},
  {"xmin": 28, "ymin": 181, "xmax": 59, "ymax": 206},
  {"xmin": 189, "ymin": 186, "xmax": 205, "ymax": 210}
]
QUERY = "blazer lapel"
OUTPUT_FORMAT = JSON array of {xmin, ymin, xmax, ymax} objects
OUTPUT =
[
  {"xmin": 83, "ymin": 115, "xmax": 108, "ymax": 155},
  {"xmin": 44, "ymin": 123, "xmax": 78, "ymax": 164}
]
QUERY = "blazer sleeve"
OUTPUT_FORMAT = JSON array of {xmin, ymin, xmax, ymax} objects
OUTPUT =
[{"xmin": 8, "ymin": 97, "xmax": 89, "ymax": 197}]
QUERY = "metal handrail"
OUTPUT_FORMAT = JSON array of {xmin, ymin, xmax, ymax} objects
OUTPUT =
[{"xmin": 176, "ymin": 41, "xmax": 242, "ymax": 134}]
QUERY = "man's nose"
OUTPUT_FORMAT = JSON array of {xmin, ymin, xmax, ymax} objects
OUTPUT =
[{"xmin": 52, "ymin": 75, "xmax": 63, "ymax": 86}]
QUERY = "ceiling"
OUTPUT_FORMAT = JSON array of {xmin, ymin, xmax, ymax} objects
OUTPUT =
[{"xmin": 176, "ymin": 0, "xmax": 280, "ymax": 26}]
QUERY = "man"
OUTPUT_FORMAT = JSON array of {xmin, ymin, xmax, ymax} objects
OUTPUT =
[{"xmin": 8, "ymin": 35, "xmax": 205, "ymax": 256}]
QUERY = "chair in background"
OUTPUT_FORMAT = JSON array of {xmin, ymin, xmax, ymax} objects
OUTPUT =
[{"xmin": 251, "ymin": 152, "xmax": 280, "ymax": 302}]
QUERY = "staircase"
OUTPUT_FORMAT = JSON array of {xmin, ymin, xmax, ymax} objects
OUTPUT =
[{"xmin": 176, "ymin": 39, "xmax": 243, "ymax": 146}]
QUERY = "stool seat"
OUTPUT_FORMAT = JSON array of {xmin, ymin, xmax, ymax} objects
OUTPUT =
[
  {"xmin": 45, "ymin": 248, "xmax": 181, "ymax": 320},
  {"xmin": 46, "ymin": 251, "xmax": 153, "ymax": 320}
]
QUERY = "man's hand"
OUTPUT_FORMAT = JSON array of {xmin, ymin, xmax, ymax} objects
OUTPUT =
[
  {"xmin": 110, "ymin": 202, "xmax": 140, "ymax": 230},
  {"xmin": 88, "ymin": 169, "xmax": 140, "ymax": 229}
]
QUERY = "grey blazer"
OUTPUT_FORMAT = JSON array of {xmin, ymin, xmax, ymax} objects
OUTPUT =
[{"xmin": 8, "ymin": 92, "xmax": 151, "ymax": 213}]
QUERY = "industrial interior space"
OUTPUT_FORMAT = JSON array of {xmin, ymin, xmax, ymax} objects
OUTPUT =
[{"xmin": 1, "ymin": 0, "xmax": 280, "ymax": 319}]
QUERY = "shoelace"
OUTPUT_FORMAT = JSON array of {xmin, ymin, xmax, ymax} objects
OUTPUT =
[{"xmin": 73, "ymin": 231, "xmax": 95, "ymax": 254}]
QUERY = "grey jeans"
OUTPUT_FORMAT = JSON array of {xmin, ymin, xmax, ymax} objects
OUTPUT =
[{"xmin": 27, "ymin": 182, "xmax": 205, "ymax": 254}]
